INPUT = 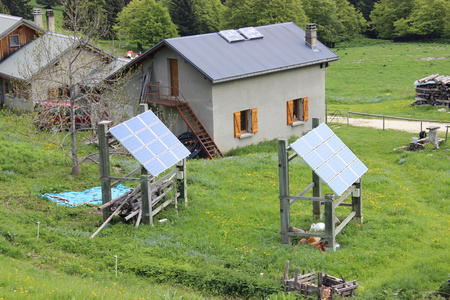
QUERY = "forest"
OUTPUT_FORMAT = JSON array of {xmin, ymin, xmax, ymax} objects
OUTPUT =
[{"xmin": 1, "ymin": 0, "xmax": 450, "ymax": 49}]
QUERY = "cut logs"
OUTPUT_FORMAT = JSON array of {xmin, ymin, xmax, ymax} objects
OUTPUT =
[
  {"xmin": 412, "ymin": 74, "xmax": 450, "ymax": 107},
  {"xmin": 90, "ymin": 177, "xmax": 175, "ymax": 239}
]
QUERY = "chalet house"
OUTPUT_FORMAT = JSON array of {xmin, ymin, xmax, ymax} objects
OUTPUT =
[
  {"xmin": 0, "ymin": 10, "xmax": 128, "ymax": 112},
  {"xmin": 114, "ymin": 22, "xmax": 339, "ymax": 156}
]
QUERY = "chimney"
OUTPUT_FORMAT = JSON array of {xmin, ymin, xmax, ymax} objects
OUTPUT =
[
  {"xmin": 305, "ymin": 23, "xmax": 317, "ymax": 50},
  {"xmin": 46, "ymin": 10, "xmax": 55, "ymax": 32},
  {"xmin": 33, "ymin": 9, "xmax": 43, "ymax": 28}
]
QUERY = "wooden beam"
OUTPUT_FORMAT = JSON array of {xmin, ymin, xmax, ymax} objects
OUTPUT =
[
  {"xmin": 278, "ymin": 139, "xmax": 291, "ymax": 244},
  {"xmin": 98, "ymin": 121, "xmax": 112, "ymax": 222},
  {"xmin": 335, "ymin": 211, "xmax": 356, "ymax": 236},
  {"xmin": 289, "ymin": 182, "xmax": 315, "ymax": 205}
]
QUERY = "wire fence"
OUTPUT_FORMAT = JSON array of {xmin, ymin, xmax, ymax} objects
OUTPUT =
[{"xmin": 326, "ymin": 109, "xmax": 450, "ymax": 140}]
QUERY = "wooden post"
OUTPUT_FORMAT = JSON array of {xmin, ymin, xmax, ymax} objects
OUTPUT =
[
  {"xmin": 278, "ymin": 139, "xmax": 291, "ymax": 244},
  {"xmin": 176, "ymin": 158, "xmax": 187, "ymax": 206},
  {"xmin": 140, "ymin": 174, "xmax": 153, "ymax": 225},
  {"xmin": 324, "ymin": 193, "xmax": 336, "ymax": 251},
  {"xmin": 98, "ymin": 121, "xmax": 112, "ymax": 222},
  {"xmin": 352, "ymin": 178, "xmax": 363, "ymax": 224}
]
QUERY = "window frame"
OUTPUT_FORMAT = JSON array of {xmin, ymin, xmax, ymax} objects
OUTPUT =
[
  {"xmin": 234, "ymin": 108, "xmax": 258, "ymax": 138},
  {"xmin": 9, "ymin": 34, "xmax": 20, "ymax": 47},
  {"xmin": 287, "ymin": 97, "xmax": 308, "ymax": 125}
]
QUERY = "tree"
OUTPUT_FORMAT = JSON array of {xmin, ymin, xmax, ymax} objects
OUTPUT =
[
  {"xmin": 393, "ymin": 0, "xmax": 450, "ymax": 39},
  {"xmin": 303, "ymin": 0, "xmax": 365, "ymax": 46},
  {"xmin": 168, "ymin": 0, "xmax": 223, "ymax": 36},
  {"xmin": 223, "ymin": 0, "xmax": 307, "ymax": 29},
  {"xmin": 0, "ymin": 1, "xmax": 9, "ymax": 14},
  {"xmin": 15, "ymin": 0, "xmax": 135, "ymax": 176},
  {"xmin": 115, "ymin": 0, "xmax": 178, "ymax": 49},
  {"xmin": 103, "ymin": 0, "xmax": 132, "ymax": 39},
  {"xmin": 347, "ymin": 0, "xmax": 377, "ymax": 21},
  {"xmin": 369, "ymin": 0, "xmax": 414, "ymax": 39},
  {"xmin": 2, "ymin": 0, "xmax": 32, "ymax": 19}
]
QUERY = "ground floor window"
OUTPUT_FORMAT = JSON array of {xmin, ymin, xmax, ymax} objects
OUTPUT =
[
  {"xmin": 234, "ymin": 108, "xmax": 258, "ymax": 138},
  {"xmin": 287, "ymin": 97, "xmax": 308, "ymax": 125}
]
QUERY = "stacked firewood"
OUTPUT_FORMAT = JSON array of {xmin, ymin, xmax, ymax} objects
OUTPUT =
[
  {"xmin": 412, "ymin": 74, "xmax": 450, "ymax": 107},
  {"xmin": 90, "ymin": 178, "xmax": 174, "ymax": 239}
]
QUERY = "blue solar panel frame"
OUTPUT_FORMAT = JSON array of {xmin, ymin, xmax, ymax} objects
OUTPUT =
[
  {"xmin": 109, "ymin": 110, "xmax": 190, "ymax": 177},
  {"xmin": 238, "ymin": 27, "xmax": 264, "ymax": 40},
  {"xmin": 290, "ymin": 123, "xmax": 368, "ymax": 196},
  {"xmin": 219, "ymin": 30, "xmax": 246, "ymax": 43}
]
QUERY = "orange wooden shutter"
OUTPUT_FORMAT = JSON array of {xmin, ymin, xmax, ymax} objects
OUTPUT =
[
  {"xmin": 12, "ymin": 84, "xmax": 17, "ymax": 97},
  {"xmin": 251, "ymin": 108, "xmax": 258, "ymax": 133},
  {"xmin": 234, "ymin": 111, "xmax": 241, "ymax": 138},
  {"xmin": 287, "ymin": 100, "xmax": 294, "ymax": 125},
  {"xmin": 303, "ymin": 97, "xmax": 309, "ymax": 121}
]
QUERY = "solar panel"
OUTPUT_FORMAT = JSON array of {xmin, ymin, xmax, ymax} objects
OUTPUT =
[
  {"xmin": 218, "ymin": 30, "xmax": 245, "ymax": 43},
  {"xmin": 238, "ymin": 27, "xmax": 264, "ymax": 39},
  {"xmin": 290, "ymin": 123, "xmax": 368, "ymax": 196},
  {"xmin": 109, "ymin": 110, "xmax": 190, "ymax": 177}
]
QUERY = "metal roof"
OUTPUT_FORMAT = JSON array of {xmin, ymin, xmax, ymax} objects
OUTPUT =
[
  {"xmin": 0, "ymin": 32, "xmax": 74, "ymax": 81},
  {"xmin": 0, "ymin": 13, "xmax": 41, "ymax": 40},
  {"xmin": 126, "ymin": 22, "xmax": 339, "ymax": 84},
  {"xmin": 0, "ymin": 32, "xmax": 124, "ymax": 83}
]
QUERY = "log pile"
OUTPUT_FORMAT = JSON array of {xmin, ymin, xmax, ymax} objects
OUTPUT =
[
  {"xmin": 412, "ymin": 74, "xmax": 450, "ymax": 107},
  {"xmin": 90, "ymin": 177, "xmax": 175, "ymax": 239},
  {"xmin": 283, "ymin": 260, "xmax": 359, "ymax": 300}
]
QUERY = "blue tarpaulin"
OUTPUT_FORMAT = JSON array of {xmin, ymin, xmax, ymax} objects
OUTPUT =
[{"xmin": 42, "ymin": 184, "xmax": 131, "ymax": 206}]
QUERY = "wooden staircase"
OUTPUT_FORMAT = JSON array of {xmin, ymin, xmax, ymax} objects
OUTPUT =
[
  {"xmin": 146, "ymin": 82, "xmax": 223, "ymax": 159},
  {"xmin": 176, "ymin": 102, "xmax": 222, "ymax": 159}
]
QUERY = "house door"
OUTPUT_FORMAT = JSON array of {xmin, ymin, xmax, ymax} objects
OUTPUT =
[{"xmin": 169, "ymin": 59, "xmax": 179, "ymax": 97}]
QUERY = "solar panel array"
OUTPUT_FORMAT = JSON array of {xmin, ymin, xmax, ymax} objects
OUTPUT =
[
  {"xmin": 109, "ymin": 110, "xmax": 190, "ymax": 177},
  {"xmin": 290, "ymin": 123, "xmax": 368, "ymax": 196},
  {"xmin": 239, "ymin": 27, "xmax": 264, "ymax": 39},
  {"xmin": 219, "ymin": 30, "xmax": 245, "ymax": 43}
]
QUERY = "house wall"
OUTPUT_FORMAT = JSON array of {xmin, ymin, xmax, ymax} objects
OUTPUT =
[
  {"xmin": 211, "ymin": 64, "xmax": 327, "ymax": 153},
  {"xmin": 147, "ymin": 47, "xmax": 213, "ymax": 136},
  {"xmin": 0, "ymin": 25, "xmax": 38, "ymax": 62}
]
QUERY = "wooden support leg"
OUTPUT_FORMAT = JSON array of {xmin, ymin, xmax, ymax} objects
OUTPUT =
[
  {"xmin": 98, "ymin": 121, "xmax": 112, "ymax": 222},
  {"xmin": 176, "ymin": 158, "xmax": 187, "ymax": 206},
  {"xmin": 278, "ymin": 139, "xmax": 291, "ymax": 244},
  {"xmin": 352, "ymin": 178, "xmax": 363, "ymax": 224},
  {"xmin": 324, "ymin": 194, "xmax": 336, "ymax": 251},
  {"xmin": 141, "ymin": 174, "xmax": 153, "ymax": 225}
]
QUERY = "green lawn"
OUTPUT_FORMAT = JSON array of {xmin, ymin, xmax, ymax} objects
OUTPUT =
[
  {"xmin": 0, "ymin": 39, "xmax": 449, "ymax": 299},
  {"xmin": 326, "ymin": 39, "xmax": 450, "ymax": 121}
]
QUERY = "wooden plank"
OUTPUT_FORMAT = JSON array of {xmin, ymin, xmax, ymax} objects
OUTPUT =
[
  {"xmin": 333, "ymin": 185, "xmax": 355, "ymax": 209},
  {"xmin": 335, "ymin": 211, "xmax": 356, "ymax": 236}
]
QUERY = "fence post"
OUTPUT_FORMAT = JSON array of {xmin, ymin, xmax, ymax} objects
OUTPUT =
[
  {"xmin": 352, "ymin": 178, "xmax": 363, "ymax": 224},
  {"xmin": 324, "ymin": 194, "xmax": 336, "ymax": 250},
  {"xmin": 141, "ymin": 174, "xmax": 153, "ymax": 225},
  {"xmin": 347, "ymin": 108, "xmax": 349, "ymax": 126},
  {"xmin": 278, "ymin": 139, "xmax": 291, "ymax": 244},
  {"xmin": 98, "ymin": 120, "xmax": 112, "ymax": 221}
]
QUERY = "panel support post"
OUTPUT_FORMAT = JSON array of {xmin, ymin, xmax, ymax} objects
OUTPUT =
[
  {"xmin": 324, "ymin": 193, "xmax": 336, "ymax": 250},
  {"xmin": 278, "ymin": 139, "xmax": 291, "ymax": 244},
  {"xmin": 141, "ymin": 174, "xmax": 153, "ymax": 225},
  {"xmin": 98, "ymin": 121, "xmax": 112, "ymax": 222},
  {"xmin": 312, "ymin": 118, "xmax": 322, "ymax": 221},
  {"xmin": 176, "ymin": 158, "xmax": 187, "ymax": 206},
  {"xmin": 352, "ymin": 178, "xmax": 363, "ymax": 224}
]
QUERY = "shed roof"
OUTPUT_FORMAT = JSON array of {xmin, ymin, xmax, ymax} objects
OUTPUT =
[
  {"xmin": 0, "ymin": 13, "xmax": 40, "ymax": 40},
  {"xmin": 124, "ymin": 22, "xmax": 339, "ymax": 84},
  {"xmin": 0, "ymin": 32, "xmax": 123, "ymax": 83}
]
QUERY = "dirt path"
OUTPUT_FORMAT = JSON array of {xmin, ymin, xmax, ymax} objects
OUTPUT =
[{"xmin": 328, "ymin": 116, "xmax": 449, "ymax": 136}]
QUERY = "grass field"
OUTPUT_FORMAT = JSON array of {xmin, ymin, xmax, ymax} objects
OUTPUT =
[
  {"xmin": 0, "ymin": 38, "xmax": 449, "ymax": 299},
  {"xmin": 326, "ymin": 38, "xmax": 450, "ymax": 121}
]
